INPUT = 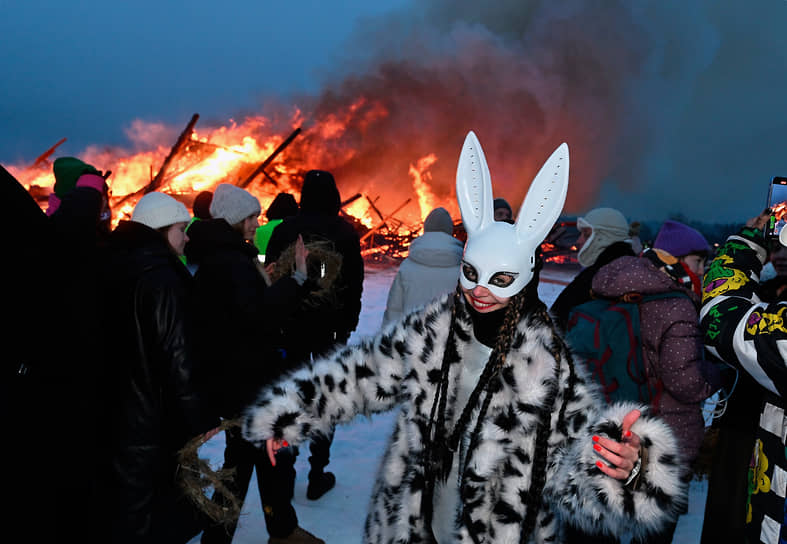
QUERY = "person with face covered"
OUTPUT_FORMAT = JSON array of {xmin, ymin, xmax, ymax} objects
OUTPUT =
[
  {"xmin": 238, "ymin": 133, "xmax": 688, "ymax": 543},
  {"xmin": 550, "ymin": 207, "xmax": 636, "ymax": 331}
]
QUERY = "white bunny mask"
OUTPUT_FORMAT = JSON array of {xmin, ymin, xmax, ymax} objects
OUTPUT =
[{"xmin": 456, "ymin": 131, "xmax": 569, "ymax": 298}]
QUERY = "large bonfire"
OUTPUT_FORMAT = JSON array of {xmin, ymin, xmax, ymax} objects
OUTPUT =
[{"xmin": 7, "ymin": 103, "xmax": 579, "ymax": 264}]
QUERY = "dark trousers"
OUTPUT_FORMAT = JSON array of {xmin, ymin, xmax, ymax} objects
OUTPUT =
[
  {"xmin": 308, "ymin": 428, "xmax": 334, "ymax": 480},
  {"xmin": 201, "ymin": 428, "xmax": 298, "ymax": 542},
  {"xmin": 699, "ymin": 379, "xmax": 762, "ymax": 544}
]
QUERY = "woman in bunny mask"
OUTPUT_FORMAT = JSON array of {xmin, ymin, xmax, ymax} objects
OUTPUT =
[{"xmin": 241, "ymin": 132, "xmax": 688, "ymax": 543}]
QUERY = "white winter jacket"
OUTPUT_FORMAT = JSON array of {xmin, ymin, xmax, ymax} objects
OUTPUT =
[{"xmin": 382, "ymin": 231, "xmax": 463, "ymax": 326}]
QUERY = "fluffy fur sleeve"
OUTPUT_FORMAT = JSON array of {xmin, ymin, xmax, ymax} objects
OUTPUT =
[
  {"xmin": 547, "ymin": 400, "xmax": 688, "ymax": 539},
  {"xmin": 241, "ymin": 316, "xmax": 418, "ymax": 448}
]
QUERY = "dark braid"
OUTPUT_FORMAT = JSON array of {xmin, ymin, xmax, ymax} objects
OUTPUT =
[
  {"xmin": 422, "ymin": 284, "xmax": 464, "ymax": 527},
  {"xmin": 519, "ymin": 371, "xmax": 559, "ymax": 541},
  {"xmin": 554, "ymin": 331, "xmax": 579, "ymax": 435},
  {"xmin": 518, "ymin": 306, "xmax": 566, "ymax": 540}
]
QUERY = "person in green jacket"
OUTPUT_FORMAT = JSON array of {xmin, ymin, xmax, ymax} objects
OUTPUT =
[{"xmin": 255, "ymin": 192, "xmax": 298, "ymax": 262}]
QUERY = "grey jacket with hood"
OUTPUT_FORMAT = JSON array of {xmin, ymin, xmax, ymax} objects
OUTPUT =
[{"xmin": 382, "ymin": 231, "xmax": 463, "ymax": 326}]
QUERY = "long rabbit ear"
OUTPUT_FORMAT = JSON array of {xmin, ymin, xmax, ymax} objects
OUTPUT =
[
  {"xmin": 456, "ymin": 131, "xmax": 494, "ymax": 236},
  {"xmin": 515, "ymin": 143, "xmax": 569, "ymax": 246}
]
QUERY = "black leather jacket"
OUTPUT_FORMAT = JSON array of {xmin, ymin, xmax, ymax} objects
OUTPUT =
[{"xmin": 99, "ymin": 220, "xmax": 217, "ymax": 540}]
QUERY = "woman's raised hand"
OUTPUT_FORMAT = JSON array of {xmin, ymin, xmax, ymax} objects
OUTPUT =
[{"xmin": 295, "ymin": 234, "xmax": 308, "ymax": 277}]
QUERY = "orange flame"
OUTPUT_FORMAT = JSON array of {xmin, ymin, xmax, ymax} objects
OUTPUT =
[
  {"xmin": 7, "ymin": 96, "xmax": 459, "ymax": 237},
  {"xmin": 409, "ymin": 154, "xmax": 439, "ymax": 231}
]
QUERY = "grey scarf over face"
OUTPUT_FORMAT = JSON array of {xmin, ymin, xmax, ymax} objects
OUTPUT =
[{"xmin": 577, "ymin": 216, "xmax": 630, "ymax": 267}]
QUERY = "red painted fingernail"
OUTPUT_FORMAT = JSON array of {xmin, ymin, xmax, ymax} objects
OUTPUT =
[
  {"xmin": 593, "ymin": 443, "xmax": 602, "ymax": 452},
  {"xmin": 624, "ymin": 431, "xmax": 632, "ymax": 438},
  {"xmin": 282, "ymin": 441, "xmax": 289, "ymax": 447},
  {"xmin": 596, "ymin": 461, "xmax": 604, "ymax": 469},
  {"xmin": 592, "ymin": 435, "xmax": 599, "ymax": 442}
]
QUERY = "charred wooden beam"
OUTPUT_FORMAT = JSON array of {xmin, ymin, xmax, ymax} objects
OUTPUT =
[
  {"xmin": 27, "ymin": 138, "xmax": 67, "ymax": 170},
  {"xmin": 360, "ymin": 198, "xmax": 412, "ymax": 242},
  {"xmin": 340, "ymin": 193, "xmax": 362, "ymax": 209},
  {"xmin": 146, "ymin": 113, "xmax": 200, "ymax": 194},
  {"xmin": 366, "ymin": 195, "xmax": 387, "ymax": 222},
  {"xmin": 239, "ymin": 126, "xmax": 301, "ymax": 188},
  {"xmin": 365, "ymin": 195, "xmax": 388, "ymax": 230},
  {"xmin": 261, "ymin": 169, "xmax": 279, "ymax": 187}
]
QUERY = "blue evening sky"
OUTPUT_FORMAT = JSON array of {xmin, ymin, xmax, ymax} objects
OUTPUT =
[{"xmin": 3, "ymin": 0, "xmax": 787, "ymax": 223}]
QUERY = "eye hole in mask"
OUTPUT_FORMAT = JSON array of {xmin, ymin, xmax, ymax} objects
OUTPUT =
[
  {"xmin": 462, "ymin": 261, "xmax": 519, "ymax": 288},
  {"xmin": 489, "ymin": 271, "xmax": 518, "ymax": 288},
  {"xmin": 462, "ymin": 262, "xmax": 478, "ymax": 283}
]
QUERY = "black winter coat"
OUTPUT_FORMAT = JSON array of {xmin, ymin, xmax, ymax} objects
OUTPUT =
[
  {"xmin": 549, "ymin": 240, "xmax": 635, "ymax": 330},
  {"xmin": 266, "ymin": 186, "xmax": 363, "ymax": 360},
  {"xmin": 186, "ymin": 218, "xmax": 302, "ymax": 418},
  {"xmin": 99, "ymin": 220, "xmax": 217, "ymax": 543},
  {"xmin": 3, "ymin": 168, "xmax": 105, "ymax": 541}
]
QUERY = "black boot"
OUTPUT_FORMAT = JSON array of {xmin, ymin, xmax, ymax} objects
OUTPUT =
[{"xmin": 306, "ymin": 471, "xmax": 335, "ymax": 500}]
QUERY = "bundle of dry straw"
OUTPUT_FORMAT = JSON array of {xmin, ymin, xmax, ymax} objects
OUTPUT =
[
  {"xmin": 267, "ymin": 239, "xmax": 344, "ymax": 307},
  {"xmin": 177, "ymin": 418, "xmax": 242, "ymax": 525}
]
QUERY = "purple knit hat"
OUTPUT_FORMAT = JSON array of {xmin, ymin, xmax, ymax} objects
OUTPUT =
[{"xmin": 653, "ymin": 220, "xmax": 711, "ymax": 257}]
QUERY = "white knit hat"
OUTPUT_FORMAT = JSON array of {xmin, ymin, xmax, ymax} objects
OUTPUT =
[
  {"xmin": 209, "ymin": 183, "xmax": 261, "ymax": 226},
  {"xmin": 131, "ymin": 192, "xmax": 191, "ymax": 230}
]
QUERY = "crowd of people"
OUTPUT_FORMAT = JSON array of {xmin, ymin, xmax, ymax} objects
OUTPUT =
[
  {"xmin": 4, "ymin": 161, "xmax": 361, "ymax": 544},
  {"xmin": 3, "ymin": 128, "xmax": 787, "ymax": 544}
]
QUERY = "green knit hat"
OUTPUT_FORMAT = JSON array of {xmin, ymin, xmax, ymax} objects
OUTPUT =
[{"xmin": 52, "ymin": 157, "xmax": 102, "ymax": 198}]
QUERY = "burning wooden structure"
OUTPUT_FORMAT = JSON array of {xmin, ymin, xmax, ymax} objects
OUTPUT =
[{"xmin": 15, "ymin": 113, "xmax": 579, "ymax": 265}]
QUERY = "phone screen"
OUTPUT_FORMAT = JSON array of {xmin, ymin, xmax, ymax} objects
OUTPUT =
[{"xmin": 767, "ymin": 177, "xmax": 787, "ymax": 238}]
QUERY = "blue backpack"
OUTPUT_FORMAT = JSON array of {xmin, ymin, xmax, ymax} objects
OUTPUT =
[{"xmin": 565, "ymin": 291, "xmax": 687, "ymax": 410}]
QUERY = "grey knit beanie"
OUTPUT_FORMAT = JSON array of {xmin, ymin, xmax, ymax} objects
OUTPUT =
[
  {"xmin": 576, "ymin": 207, "xmax": 630, "ymax": 267},
  {"xmin": 209, "ymin": 184, "xmax": 261, "ymax": 226},
  {"xmin": 423, "ymin": 207, "xmax": 454, "ymax": 235}
]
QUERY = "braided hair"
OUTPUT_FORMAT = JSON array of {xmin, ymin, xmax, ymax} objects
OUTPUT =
[{"xmin": 421, "ymin": 252, "xmax": 560, "ymax": 540}]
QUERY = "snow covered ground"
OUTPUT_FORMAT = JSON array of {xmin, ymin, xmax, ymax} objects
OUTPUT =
[{"xmin": 189, "ymin": 263, "xmax": 708, "ymax": 543}]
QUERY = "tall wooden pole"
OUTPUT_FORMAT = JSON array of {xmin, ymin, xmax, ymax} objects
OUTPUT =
[
  {"xmin": 146, "ymin": 113, "xmax": 199, "ymax": 193},
  {"xmin": 239, "ymin": 127, "xmax": 301, "ymax": 188}
]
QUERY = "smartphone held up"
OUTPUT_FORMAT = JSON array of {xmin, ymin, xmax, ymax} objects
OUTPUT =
[{"xmin": 766, "ymin": 177, "xmax": 787, "ymax": 243}]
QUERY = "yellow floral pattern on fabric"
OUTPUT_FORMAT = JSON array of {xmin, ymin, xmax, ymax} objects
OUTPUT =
[
  {"xmin": 754, "ymin": 439, "xmax": 771, "ymax": 494},
  {"xmin": 747, "ymin": 440, "xmax": 770, "ymax": 524}
]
